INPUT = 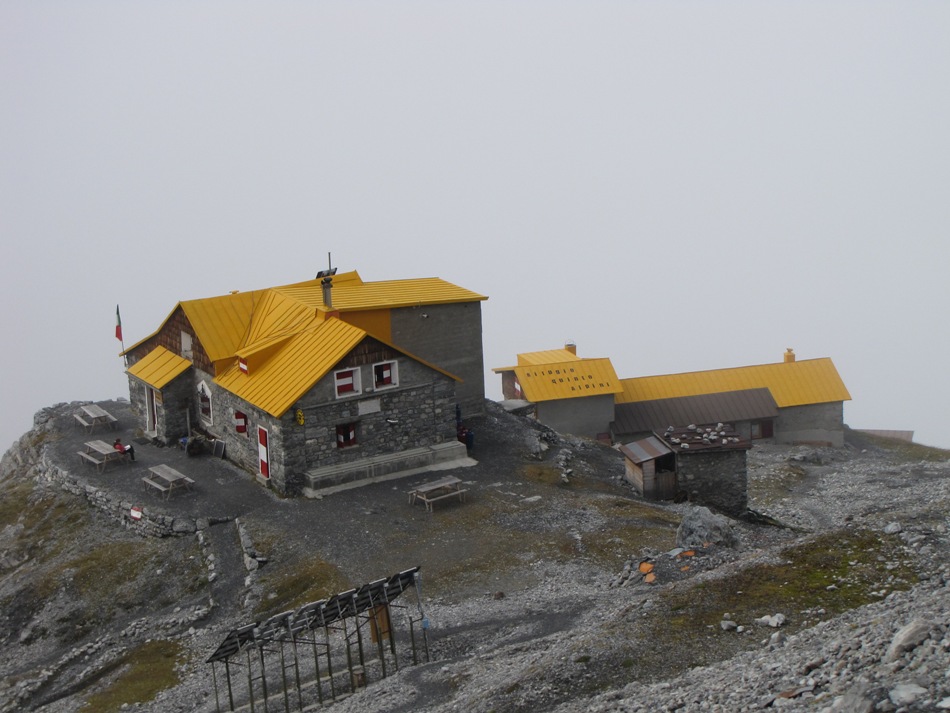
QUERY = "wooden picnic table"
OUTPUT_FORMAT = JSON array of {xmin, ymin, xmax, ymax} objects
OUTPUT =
[
  {"xmin": 143, "ymin": 464, "xmax": 195, "ymax": 500},
  {"xmin": 75, "ymin": 404, "xmax": 118, "ymax": 433},
  {"xmin": 408, "ymin": 475, "xmax": 468, "ymax": 512},
  {"xmin": 76, "ymin": 439, "xmax": 128, "ymax": 472}
]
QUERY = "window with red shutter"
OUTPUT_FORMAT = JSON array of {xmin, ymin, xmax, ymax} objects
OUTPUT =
[
  {"xmin": 334, "ymin": 368, "xmax": 361, "ymax": 398},
  {"xmin": 336, "ymin": 423, "xmax": 357, "ymax": 448},
  {"xmin": 373, "ymin": 360, "xmax": 398, "ymax": 389}
]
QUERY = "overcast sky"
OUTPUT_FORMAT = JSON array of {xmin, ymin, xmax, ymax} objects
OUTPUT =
[{"xmin": 2, "ymin": 2, "xmax": 948, "ymax": 452}]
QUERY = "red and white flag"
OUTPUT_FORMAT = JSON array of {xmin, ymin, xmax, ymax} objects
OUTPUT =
[{"xmin": 115, "ymin": 305, "xmax": 123, "ymax": 342}]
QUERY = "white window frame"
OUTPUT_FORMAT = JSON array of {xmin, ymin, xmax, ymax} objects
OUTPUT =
[
  {"xmin": 197, "ymin": 380, "xmax": 214, "ymax": 425},
  {"xmin": 334, "ymin": 367, "xmax": 362, "ymax": 398},
  {"xmin": 372, "ymin": 360, "xmax": 398, "ymax": 390}
]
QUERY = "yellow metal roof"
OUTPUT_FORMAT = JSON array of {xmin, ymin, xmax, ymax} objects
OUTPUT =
[
  {"xmin": 130, "ymin": 272, "xmax": 484, "ymax": 362},
  {"xmin": 517, "ymin": 349, "xmax": 580, "ymax": 366},
  {"xmin": 126, "ymin": 346, "xmax": 192, "ymax": 389},
  {"xmin": 129, "ymin": 270, "xmax": 483, "ymax": 415},
  {"xmin": 617, "ymin": 357, "xmax": 851, "ymax": 408},
  {"xmin": 180, "ymin": 290, "xmax": 264, "ymax": 362},
  {"xmin": 242, "ymin": 291, "xmax": 322, "ymax": 346},
  {"xmin": 273, "ymin": 274, "xmax": 487, "ymax": 313},
  {"xmin": 215, "ymin": 317, "xmax": 462, "ymax": 417},
  {"xmin": 492, "ymin": 348, "xmax": 580, "ymax": 373},
  {"xmin": 215, "ymin": 319, "xmax": 368, "ymax": 417},
  {"xmin": 514, "ymin": 358, "xmax": 622, "ymax": 402}
]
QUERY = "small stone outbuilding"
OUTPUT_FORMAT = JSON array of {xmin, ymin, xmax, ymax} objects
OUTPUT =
[{"xmin": 621, "ymin": 424, "xmax": 751, "ymax": 516}]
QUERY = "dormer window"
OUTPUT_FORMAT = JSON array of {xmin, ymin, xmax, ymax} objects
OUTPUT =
[
  {"xmin": 373, "ymin": 360, "xmax": 398, "ymax": 390},
  {"xmin": 334, "ymin": 368, "xmax": 362, "ymax": 398}
]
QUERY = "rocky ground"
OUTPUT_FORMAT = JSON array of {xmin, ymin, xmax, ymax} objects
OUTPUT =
[{"xmin": 1, "ymin": 400, "xmax": 948, "ymax": 712}]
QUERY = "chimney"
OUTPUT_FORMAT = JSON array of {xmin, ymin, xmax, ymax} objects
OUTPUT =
[
  {"xmin": 784, "ymin": 348, "xmax": 796, "ymax": 363},
  {"xmin": 565, "ymin": 341, "xmax": 576, "ymax": 355},
  {"xmin": 321, "ymin": 276, "xmax": 333, "ymax": 309}
]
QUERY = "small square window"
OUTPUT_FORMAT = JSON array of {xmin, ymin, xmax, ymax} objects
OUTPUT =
[
  {"xmin": 336, "ymin": 423, "xmax": 357, "ymax": 448},
  {"xmin": 373, "ymin": 361, "xmax": 398, "ymax": 389},
  {"xmin": 335, "ymin": 368, "xmax": 361, "ymax": 398}
]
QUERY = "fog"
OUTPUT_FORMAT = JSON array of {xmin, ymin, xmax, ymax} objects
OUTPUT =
[{"xmin": 2, "ymin": 2, "xmax": 948, "ymax": 451}]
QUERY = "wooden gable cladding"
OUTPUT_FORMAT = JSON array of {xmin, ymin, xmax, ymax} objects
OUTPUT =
[
  {"xmin": 127, "ymin": 307, "xmax": 211, "ymax": 374},
  {"xmin": 336, "ymin": 337, "xmax": 398, "ymax": 370}
]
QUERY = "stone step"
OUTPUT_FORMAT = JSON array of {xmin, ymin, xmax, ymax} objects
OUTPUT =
[{"xmin": 302, "ymin": 441, "xmax": 471, "ymax": 498}]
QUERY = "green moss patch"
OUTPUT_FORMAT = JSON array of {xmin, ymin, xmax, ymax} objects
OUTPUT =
[
  {"xmin": 254, "ymin": 556, "xmax": 351, "ymax": 619},
  {"xmin": 845, "ymin": 428, "xmax": 950, "ymax": 462},
  {"xmin": 80, "ymin": 639, "xmax": 185, "ymax": 712},
  {"xmin": 520, "ymin": 463, "xmax": 618, "ymax": 493},
  {"xmin": 590, "ymin": 528, "xmax": 919, "ymax": 691}
]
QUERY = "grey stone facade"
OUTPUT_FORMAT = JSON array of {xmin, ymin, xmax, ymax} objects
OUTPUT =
[
  {"xmin": 158, "ymin": 355, "xmax": 459, "ymax": 497},
  {"xmin": 676, "ymin": 449, "xmax": 749, "ymax": 516},
  {"xmin": 774, "ymin": 402, "xmax": 845, "ymax": 447},
  {"xmin": 536, "ymin": 394, "xmax": 615, "ymax": 439},
  {"xmin": 390, "ymin": 301, "xmax": 485, "ymax": 417},
  {"xmin": 126, "ymin": 368, "xmax": 193, "ymax": 446}
]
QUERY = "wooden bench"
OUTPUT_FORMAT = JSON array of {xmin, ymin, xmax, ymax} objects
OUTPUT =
[
  {"xmin": 77, "ymin": 451, "xmax": 104, "ymax": 472},
  {"xmin": 419, "ymin": 488, "xmax": 469, "ymax": 512},
  {"xmin": 142, "ymin": 476, "xmax": 170, "ymax": 498},
  {"xmin": 73, "ymin": 414, "xmax": 92, "ymax": 432}
]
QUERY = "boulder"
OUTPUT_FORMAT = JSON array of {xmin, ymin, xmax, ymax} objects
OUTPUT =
[
  {"xmin": 676, "ymin": 506, "xmax": 738, "ymax": 548},
  {"xmin": 884, "ymin": 618, "xmax": 933, "ymax": 662}
]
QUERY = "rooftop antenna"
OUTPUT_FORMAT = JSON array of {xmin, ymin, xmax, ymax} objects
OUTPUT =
[{"xmin": 316, "ymin": 252, "xmax": 337, "ymax": 279}]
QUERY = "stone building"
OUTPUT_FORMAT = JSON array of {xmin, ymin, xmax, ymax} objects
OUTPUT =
[
  {"xmin": 121, "ymin": 270, "xmax": 487, "ymax": 496},
  {"xmin": 492, "ymin": 344, "xmax": 621, "ymax": 439},
  {"xmin": 621, "ymin": 424, "xmax": 751, "ymax": 516},
  {"xmin": 616, "ymin": 349, "xmax": 851, "ymax": 447}
]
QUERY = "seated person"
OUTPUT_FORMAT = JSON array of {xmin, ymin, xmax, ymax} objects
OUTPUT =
[{"xmin": 113, "ymin": 438, "xmax": 135, "ymax": 461}]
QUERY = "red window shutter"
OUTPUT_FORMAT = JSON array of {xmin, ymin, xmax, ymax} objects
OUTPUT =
[
  {"xmin": 375, "ymin": 363, "xmax": 392, "ymax": 386},
  {"xmin": 336, "ymin": 423, "xmax": 357, "ymax": 448},
  {"xmin": 336, "ymin": 370, "xmax": 355, "ymax": 395}
]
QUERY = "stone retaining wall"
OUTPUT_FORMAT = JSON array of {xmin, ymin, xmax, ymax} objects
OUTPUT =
[{"xmin": 33, "ymin": 452, "xmax": 218, "ymax": 538}]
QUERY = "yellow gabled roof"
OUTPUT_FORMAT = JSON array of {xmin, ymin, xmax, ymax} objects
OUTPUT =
[
  {"xmin": 329, "ymin": 277, "xmax": 487, "ymax": 312},
  {"xmin": 126, "ymin": 346, "xmax": 191, "ymax": 389},
  {"xmin": 492, "ymin": 348, "xmax": 580, "ymax": 373},
  {"xmin": 125, "ymin": 271, "xmax": 485, "ymax": 359},
  {"xmin": 517, "ymin": 349, "xmax": 580, "ymax": 366},
  {"xmin": 514, "ymin": 358, "xmax": 622, "ymax": 402},
  {"xmin": 215, "ymin": 319, "xmax": 367, "ymax": 418},
  {"xmin": 242, "ymin": 290, "xmax": 322, "ymax": 346},
  {"xmin": 618, "ymin": 357, "xmax": 851, "ymax": 408},
  {"xmin": 180, "ymin": 290, "xmax": 264, "ymax": 362},
  {"xmin": 272, "ymin": 272, "xmax": 486, "ymax": 313},
  {"xmin": 215, "ymin": 316, "xmax": 462, "ymax": 418}
]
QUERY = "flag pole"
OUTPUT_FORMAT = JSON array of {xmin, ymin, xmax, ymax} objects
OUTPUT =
[{"xmin": 116, "ymin": 304, "xmax": 126, "ymax": 360}]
